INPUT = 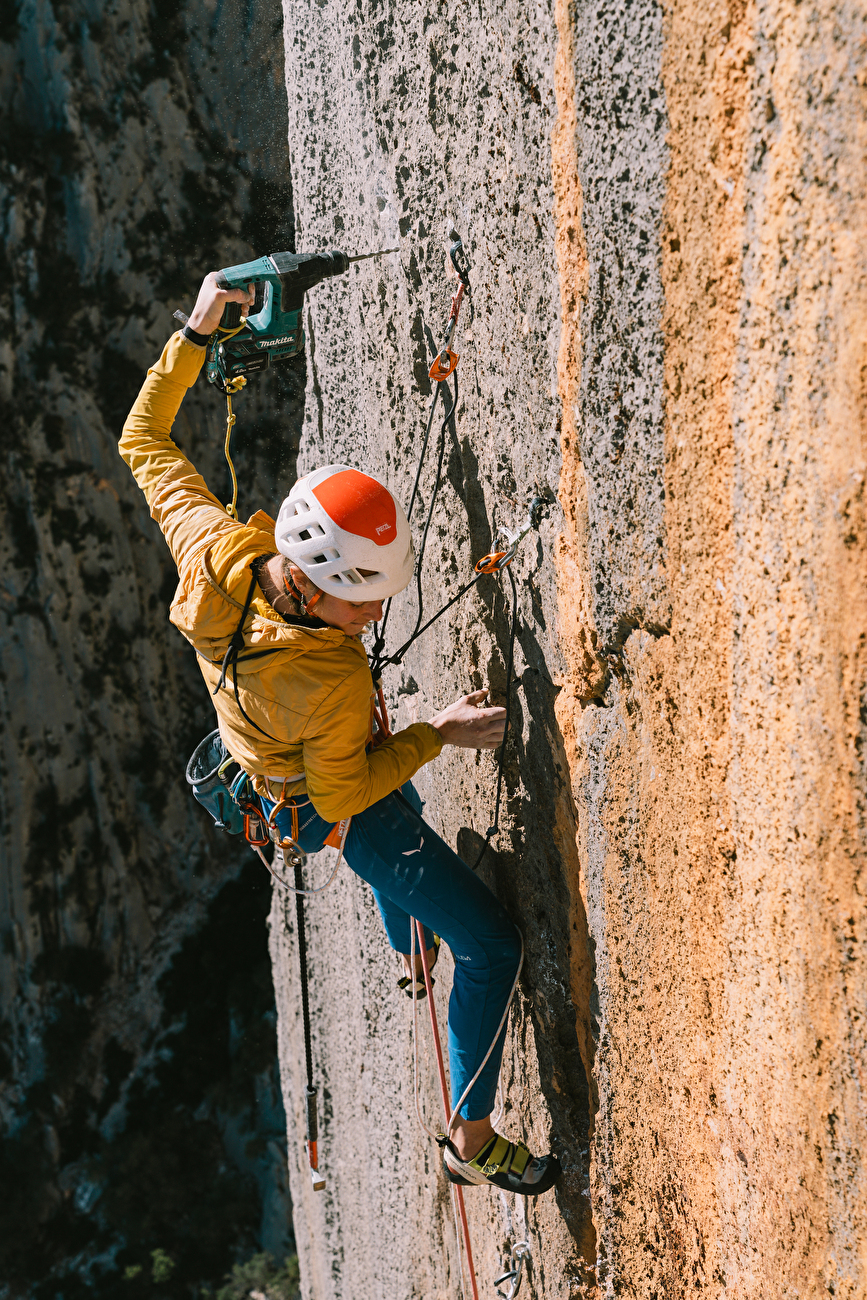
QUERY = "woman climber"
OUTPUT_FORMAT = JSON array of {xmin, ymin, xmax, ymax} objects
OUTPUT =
[{"xmin": 119, "ymin": 271, "xmax": 561, "ymax": 1197}]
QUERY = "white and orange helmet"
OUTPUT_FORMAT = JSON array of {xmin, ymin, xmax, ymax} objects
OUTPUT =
[{"xmin": 275, "ymin": 465, "xmax": 414, "ymax": 602}]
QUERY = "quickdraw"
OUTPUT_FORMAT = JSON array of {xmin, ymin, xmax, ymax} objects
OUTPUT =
[
  {"xmin": 474, "ymin": 502, "xmax": 544, "ymax": 576},
  {"xmin": 495, "ymin": 1243, "xmax": 532, "ymax": 1299},
  {"xmin": 427, "ymin": 239, "xmax": 471, "ymax": 381}
]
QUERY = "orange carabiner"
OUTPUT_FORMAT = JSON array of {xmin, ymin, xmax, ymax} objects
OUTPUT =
[
  {"xmin": 244, "ymin": 810, "xmax": 270, "ymax": 848},
  {"xmin": 266, "ymin": 787, "xmax": 302, "ymax": 854}
]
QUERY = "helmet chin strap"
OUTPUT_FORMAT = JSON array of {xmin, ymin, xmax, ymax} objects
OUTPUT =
[{"xmin": 285, "ymin": 574, "xmax": 323, "ymax": 614}]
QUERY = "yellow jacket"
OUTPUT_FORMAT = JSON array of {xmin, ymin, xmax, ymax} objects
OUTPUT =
[{"xmin": 119, "ymin": 332, "xmax": 442, "ymax": 822}]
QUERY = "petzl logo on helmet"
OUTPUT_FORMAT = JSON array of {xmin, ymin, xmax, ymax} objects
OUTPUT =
[{"xmin": 312, "ymin": 469, "xmax": 397, "ymax": 545}]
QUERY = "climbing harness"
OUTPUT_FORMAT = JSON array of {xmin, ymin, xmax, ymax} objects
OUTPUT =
[
  {"xmin": 196, "ymin": 567, "xmax": 353, "ymax": 896},
  {"xmin": 256, "ymin": 783, "xmax": 351, "ymax": 898}
]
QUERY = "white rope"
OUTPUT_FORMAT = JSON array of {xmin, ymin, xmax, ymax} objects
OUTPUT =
[
  {"xmin": 446, "ymin": 932, "xmax": 523, "ymax": 1141},
  {"xmin": 253, "ymin": 818, "xmax": 349, "ymax": 896},
  {"xmin": 408, "ymin": 917, "xmax": 524, "ymax": 1141}
]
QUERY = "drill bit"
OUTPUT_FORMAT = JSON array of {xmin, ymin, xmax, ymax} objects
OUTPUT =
[{"xmin": 347, "ymin": 248, "xmax": 399, "ymax": 263}]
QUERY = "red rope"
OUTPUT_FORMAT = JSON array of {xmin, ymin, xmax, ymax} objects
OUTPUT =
[{"xmin": 417, "ymin": 921, "xmax": 480, "ymax": 1300}]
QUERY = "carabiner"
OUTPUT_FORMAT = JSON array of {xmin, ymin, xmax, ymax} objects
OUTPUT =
[
  {"xmin": 449, "ymin": 237, "xmax": 471, "ymax": 290},
  {"xmin": 494, "ymin": 1241, "xmax": 532, "ymax": 1299}
]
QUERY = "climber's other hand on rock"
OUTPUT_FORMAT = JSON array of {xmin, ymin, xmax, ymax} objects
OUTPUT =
[
  {"xmin": 186, "ymin": 272, "xmax": 255, "ymax": 337},
  {"xmin": 428, "ymin": 690, "xmax": 507, "ymax": 750}
]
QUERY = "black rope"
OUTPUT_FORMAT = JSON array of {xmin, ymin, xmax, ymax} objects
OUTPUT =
[
  {"xmin": 213, "ymin": 572, "xmax": 285, "ymax": 742},
  {"xmin": 408, "ymin": 369, "xmax": 457, "ymax": 646},
  {"xmin": 370, "ymin": 372, "xmax": 457, "ymax": 678},
  {"xmin": 472, "ymin": 565, "xmax": 519, "ymax": 871},
  {"xmin": 294, "ymin": 861, "xmax": 314, "ymax": 1092},
  {"xmin": 375, "ymin": 568, "xmax": 485, "ymax": 672},
  {"xmin": 407, "ymin": 378, "xmax": 445, "ymax": 520},
  {"xmin": 364, "ymin": 242, "xmax": 527, "ymax": 865}
]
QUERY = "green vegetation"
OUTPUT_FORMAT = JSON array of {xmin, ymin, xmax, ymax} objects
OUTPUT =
[
  {"xmin": 213, "ymin": 1252, "xmax": 300, "ymax": 1300},
  {"xmin": 150, "ymin": 1249, "xmax": 175, "ymax": 1284}
]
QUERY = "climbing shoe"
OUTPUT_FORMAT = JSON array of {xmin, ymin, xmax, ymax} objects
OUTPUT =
[
  {"xmin": 397, "ymin": 934, "xmax": 440, "ymax": 999},
  {"xmin": 441, "ymin": 1133, "xmax": 561, "ymax": 1196}
]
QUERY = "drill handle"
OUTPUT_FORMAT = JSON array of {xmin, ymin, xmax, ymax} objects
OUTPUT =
[{"xmin": 220, "ymin": 301, "xmax": 243, "ymax": 330}]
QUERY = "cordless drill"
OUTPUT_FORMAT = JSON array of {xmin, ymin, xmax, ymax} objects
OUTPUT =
[{"xmin": 196, "ymin": 248, "xmax": 397, "ymax": 391}]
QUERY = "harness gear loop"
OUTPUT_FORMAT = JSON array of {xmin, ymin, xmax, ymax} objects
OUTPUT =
[
  {"xmin": 243, "ymin": 810, "xmax": 270, "ymax": 847},
  {"xmin": 255, "ymin": 809, "xmax": 349, "ymax": 897},
  {"xmin": 266, "ymin": 781, "xmax": 307, "ymax": 866}
]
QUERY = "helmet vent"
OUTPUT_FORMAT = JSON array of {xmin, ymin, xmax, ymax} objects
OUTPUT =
[{"xmin": 296, "ymin": 522, "xmax": 326, "ymax": 542}]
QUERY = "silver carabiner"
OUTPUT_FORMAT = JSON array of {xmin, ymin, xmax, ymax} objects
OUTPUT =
[
  {"xmin": 278, "ymin": 838, "xmax": 307, "ymax": 871},
  {"xmin": 494, "ymin": 1241, "xmax": 532, "ymax": 1299}
]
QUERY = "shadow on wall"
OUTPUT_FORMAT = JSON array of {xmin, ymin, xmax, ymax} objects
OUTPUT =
[{"xmin": 449, "ymin": 421, "xmax": 599, "ymax": 1279}]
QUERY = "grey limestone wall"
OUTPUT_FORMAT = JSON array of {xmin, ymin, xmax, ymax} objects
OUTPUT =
[{"xmin": 273, "ymin": 0, "xmax": 597, "ymax": 1295}]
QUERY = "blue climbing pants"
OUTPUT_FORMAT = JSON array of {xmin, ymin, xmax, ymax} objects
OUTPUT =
[{"xmin": 260, "ymin": 782, "xmax": 521, "ymax": 1120}]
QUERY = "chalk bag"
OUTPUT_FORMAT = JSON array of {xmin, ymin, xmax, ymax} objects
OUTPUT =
[{"xmin": 185, "ymin": 729, "xmax": 245, "ymax": 834}]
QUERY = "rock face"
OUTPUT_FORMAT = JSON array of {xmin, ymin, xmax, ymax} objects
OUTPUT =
[
  {"xmin": 272, "ymin": 0, "xmax": 867, "ymax": 1297},
  {"xmin": 0, "ymin": 1, "xmax": 300, "ymax": 1294}
]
